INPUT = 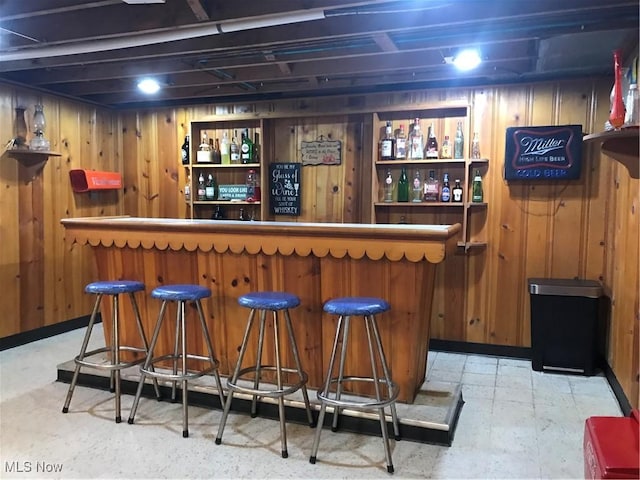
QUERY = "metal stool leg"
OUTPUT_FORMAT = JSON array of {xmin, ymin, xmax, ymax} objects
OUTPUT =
[
  {"xmin": 129, "ymin": 291, "xmax": 161, "ymax": 399},
  {"xmin": 62, "ymin": 293, "xmax": 102, "ymax": 414},
  {"xmin": 283, "ymin": 308, "xmax": 315, "ymax": 427},
  {"xmin": 215, "ymin": 308, "xmax": 257, "ymax": 444},
  {"xmin": 365, "ymin": 315, "xmax": 394, "ymax": 474},
  {"xmin": 128, "ymin": 300, "xmax": 168, "ymax": 424},
  {"xmin": 370, "ymin": 314, "xmax": 400, "ymax": 440},
  {"xmin": 251, "ymin": 309, "xmax": 267, "ymax": 418},
  {"xmin": 272, "ymin": 310, "xmax": 289, "ymax": 458},
  {"xmin": 331, "ymin": 315, "xmax": 351, "ymax": 432},
  {"xmin": 179, "ymin": 300, "xmax": 190, "ymax": 437},
  {"xmin": 113, "ymin": 294, "xmax": 122, "ymax": 423},
  {"xmin": 171, "ymin": 301, "xmax": 182, "ymax": 403},
  {"xmin": 195, "ymin": 299, "xmax": 226, "ymax": 409},
  {"xmin": 309, "ymin": 314, "xmax": 344, "ymax": 463}
]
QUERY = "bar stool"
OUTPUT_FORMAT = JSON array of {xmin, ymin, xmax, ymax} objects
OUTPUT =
[
  {"xmin": 62, "ymin": 280, "xmax": 159, "ymax": 423},
  {"xmin": 127, "ymin": 284, "xmax": 225, "ymax": 438},
  {"xmin": 215, "ymin": 291, "xmax": 315, "ymax": 458},
  {"xmin": 309, "ymin": 297, "xmax": 401, "ymax": 474}
]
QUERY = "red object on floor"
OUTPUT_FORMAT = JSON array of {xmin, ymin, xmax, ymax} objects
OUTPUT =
[{"xmin": 584, "ymin": 410, "xmax": 640, "ymax": 479}]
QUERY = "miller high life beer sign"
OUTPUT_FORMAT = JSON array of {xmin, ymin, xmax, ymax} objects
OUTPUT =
[{"xmin": 504, "ymin": 125, "xmax": 583, "ymax": 180}]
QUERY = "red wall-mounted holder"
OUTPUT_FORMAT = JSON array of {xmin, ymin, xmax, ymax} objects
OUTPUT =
[{"xmin": 69, "ymin": 169, "xmax": 122, "ymax": 193}]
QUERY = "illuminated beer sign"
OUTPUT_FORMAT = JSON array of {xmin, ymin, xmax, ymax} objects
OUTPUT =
[{"xmin": 504, "ymin": 125, "xmax": 583, "ymax": 180}]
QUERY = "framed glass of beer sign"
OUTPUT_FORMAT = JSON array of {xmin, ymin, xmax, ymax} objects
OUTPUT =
[{"xmin": 504, "ymin": 125, "xmax": 583, "ymax": 180}]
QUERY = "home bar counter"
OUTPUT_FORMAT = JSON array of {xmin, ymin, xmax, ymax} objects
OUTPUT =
[{"xmin": 61, "ymin": 217, "xmax": 461, "ymax": 403}]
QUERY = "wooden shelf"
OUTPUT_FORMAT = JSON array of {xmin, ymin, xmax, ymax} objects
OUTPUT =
[
  {"xmin": 374, "ymin": 202, "xmax": 464, "ymax": 207},
  {"xmin": 584, "ymin": 128, "xmax": 639, "ymax": 178},
  {"xmin": 190, "ymin": 163, "xmax": 260, "ymax": 168},
  {"xmin": 193, "ymin": 200, "xmax": 261, "ymax": 205},
  {"xmin": 457, "ymin": 240, "xmax": 488, "ymax": 251},
  {"xmin": 3, "ymin": 148, "xmax": 61, "ymax": 166}
]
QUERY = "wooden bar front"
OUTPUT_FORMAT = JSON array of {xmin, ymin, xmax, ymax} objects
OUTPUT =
[{"xmin": 61, "ymin": 217, "xmax": 460, "ymax": 403}]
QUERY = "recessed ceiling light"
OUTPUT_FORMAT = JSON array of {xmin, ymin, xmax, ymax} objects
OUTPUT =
[
  {"xmin": 453, "ymin": 49, "xmax": 482, "ymax": 71},
  {"xmin": 137, "ymin": 78, "xmax": 160, "ymax": 94}
]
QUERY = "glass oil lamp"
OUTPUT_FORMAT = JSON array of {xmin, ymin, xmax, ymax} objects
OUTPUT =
[{"xmin": 30, "ymin": 104, "xmax": 50, "ymax": 151}]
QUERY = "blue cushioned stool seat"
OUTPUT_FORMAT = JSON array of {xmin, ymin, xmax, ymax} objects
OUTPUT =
[
  {"xmin": 151, "ymin": 284, "xmax": 211, "ymax": 301},
  {"xmin": 85, "ymin": 280, "xmax": 145, "ymax": 295},
  {"xmin": 323, "ymin": 297, "xmax": 390, "ymax": 316},
  {"xmin": 238, "ymin": 291, "xmax": 300, "ymax": 310}
]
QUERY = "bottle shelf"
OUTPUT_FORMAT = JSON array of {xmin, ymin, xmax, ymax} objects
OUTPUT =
[
  {"xmin": 189, "ymin": 163, "xmax": 260, "ymax": 168},
  {"xmin": 374, "ymin": 202, "xmax": 464, "ymax": 207},
  {"xmin": 376, "ymin": 159, "xmax": 466, "ymax": 166}
]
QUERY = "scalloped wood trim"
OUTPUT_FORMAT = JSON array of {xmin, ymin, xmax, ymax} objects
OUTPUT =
[{"xmin": 62, "ymin": 217, "xmax": 460, "ymax": 264}]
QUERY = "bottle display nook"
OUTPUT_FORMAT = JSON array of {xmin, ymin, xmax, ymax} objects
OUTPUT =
[
  {"xmin": 373, "ymin": 105, "xmax": 489, "ymax": 251},
  {"xmin": 185, "ymin": 120, "xmax": 262, "ymax": 221}
]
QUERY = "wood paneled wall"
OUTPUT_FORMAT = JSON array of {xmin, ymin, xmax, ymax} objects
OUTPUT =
[{"xmin": 1, "ymin": 79, "xmax": 637, "ymax": 408}]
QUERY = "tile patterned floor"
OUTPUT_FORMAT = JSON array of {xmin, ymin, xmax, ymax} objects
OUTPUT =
[{"xmin": 0, "ymin": 327, "xmax": 622, "ymax": 479}]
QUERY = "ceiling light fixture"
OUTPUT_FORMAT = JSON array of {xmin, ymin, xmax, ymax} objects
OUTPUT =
[
  {"xmin": 137, "ymin": 78, "xmax": 160, "ymax": 94},
  {"xmin": 452, "ymin": 49, "xmax": 482, "ymax": 71}
]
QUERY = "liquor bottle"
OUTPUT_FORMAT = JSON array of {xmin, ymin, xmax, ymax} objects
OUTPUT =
[
  {"xmin": 471, "ymin": 132, "xmax": 481, "ymax": 159},
  {"xmin": 230, "ymin": 129, "xmax": 240, "ymax": 164},
  {"xmin": 423, "ymin": 169, "xmax": 439, "ymax": 202},
  {"xmin": 451, "ymin": 178, "xmax": 462, "ymax": 202},
  {"xmin": 379, "ymin": 121, "xmax": 395, "ymax": 160},
  {"xmin": 453, "ymin": 121, "xmax": 464, "ymax": 159},
  {"xmin": 412, "ymin": 170, "xmax": 423, "ymax": 203},
  {"xmin": 238, "ymin": 207, "xmax": 247, "ymax": 221},
  {"xmin": 205, "ymin": 173, "xmax": 217, "ymax": 201},
  {"xmin": 184, "ymin": 174, "xmax": 191, "ymax": 201},
  {"xmin": 245, "ymin": 169, "xmax": 260, "ymax": 202},
  {"xmin": 440, "ymin": 173, "xmax": 451, "ymax": 202},
  {"xmin": 440, "ymin": 135, "xmax": 452, "ymax": 159},
  {"xmin": 472, "ymin": 169, "xmax": 483, "ymax": 202},
  {"xmin": 212, "ymin": 205, "xmax": 225, "ymax": 220},
  {"xmin": 220, "ymin": 131, "xmax": 231, "ymax": 164},
  {"xmin": 197, "ymin": 173, "xmax": 206, "ymax": 201},
  {"xmin": 397, "ymin": 167, "xmax": 409, "ymax": 202},
  {"xmin": 208, "ymin": 138, "xmax": 214, "ymax": 161},
  {"xmin": 452, "ymin": 179, "xmax": 463, "ymax": 202},
  {"xmin": 212, "ymin": 138, "xmax": 222, "ymax": 164},
  {"xmin": 395, "ymin": 124, "xmax": 407, "ymax": 160},
  {"xmin": 383, "ymin": 169, "xmax": 394, "ymax": 202},
  {"xmin": 253, "ymin": 131, "xmax": 261, "ymax": 163},
  {"xmin": 196, "ymin": 132, "xmax": 211, "ymax": 163},
  {"xmin": 425, "ymin": 123, "xmax": 439, "ymax": 159},
  {"xmin": 408, "ymin": 118, "xmax": 424, "ymax": 159},
  {"xmin": 241, "ymin": 128, "xmax": 254, "ymax": 163},
  {"xmin": 181, "ymin": 135, "xmax": 190, "ymax": 165}
]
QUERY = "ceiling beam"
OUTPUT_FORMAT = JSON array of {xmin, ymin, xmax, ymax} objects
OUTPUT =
[
  {"xmin": 373, "ymin": 33, "xmax": 397, "ymax": 52},
  {"xmin": 186, "ymin": 0, "xmax": 209, "ymax": 21}
]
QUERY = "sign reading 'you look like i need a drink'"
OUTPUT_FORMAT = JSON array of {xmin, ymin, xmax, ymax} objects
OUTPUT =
[{"xmin": 504, "ymin": 125, "xmax": 583, "ymax": 180}]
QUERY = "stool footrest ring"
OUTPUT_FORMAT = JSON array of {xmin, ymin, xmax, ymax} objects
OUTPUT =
[
  {"xmin": 227, "ymin": 365, "xmax": 308, "ymax": 398},
  {"xmin": 141, "ymin": 353, "xmax": 219, "ymax": 381},
  {"xmin": 317, "ymin": 376, "xmax": 399, "ymax": 409},
  {"xmin": 75, "ymin": 346, "xmax": 147, "ymax": 371}
]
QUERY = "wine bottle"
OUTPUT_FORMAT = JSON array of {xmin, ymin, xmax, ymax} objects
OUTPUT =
[
  {"xmin": 395, "ymin": 124, "xmax": 407, "ymax": 160},
  {"xmin": 452, "ymin": 179, "xmax": 463, "ymax": 202},
  {"xmin": 397, "ymin": 167, "xmax": 409, "ymax": 202},
  {"xmin": 181, "ymin": 135, "xmax": 190, "ymax": 165},
  {"xmin": 241, "ymin": 128, "xmax": 254, "ymax": 163},
  {"xmin": 440, "ymin": 173, "xmax": 451, "ymax": 202},
  {"xmin": 212, "ymin": 138, "xmax": 222, "ymax": 164},
  {"xmin": 197, "ymin": 173, "xmax": 206, "ymax": 200},
  {"xmin": 472, "ymin": 169, "xmax": 483, "ymax": 202},
  {"xmin": 453, "ymin": 121, "xmax": 464, "ymax": 159},
  {"xmin": 409, "ymin": 118, "xmax": 424, "ymax": 159},
  {"xmin": 230, "ymin": 129, "xmax": 240, "ymax": 164},
  {"xmin": 380, "ymin": 121, "xmax": 395, "ymax": 160},
  {"xmin": 220, "ymin": 131, "xmax": 231, "ymax": 164},
  {"xmin": 425, "ymin": 123, "xmax": 438, "ymax": 159}
]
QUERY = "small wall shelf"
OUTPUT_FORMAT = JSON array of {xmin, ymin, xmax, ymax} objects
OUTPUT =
[
  {"xmin": 3, "ymin": 148, "xmax": 61, "ymax": 167},
  {"xmin": 584, "ymin": 128, "xmax": 639, "ymax": 179}
]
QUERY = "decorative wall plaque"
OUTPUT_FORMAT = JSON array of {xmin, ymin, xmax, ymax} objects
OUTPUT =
[
  {"xmin": 504, "ymin": 125, "xmax": 583, "ymax": 180},
  {"xmin": 269, "ymin": 163, "xmax": 301, "ymax": 216},
  {"xmin": 301, "ymin": 139, "xmax": 341, "ymax": 165}
]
